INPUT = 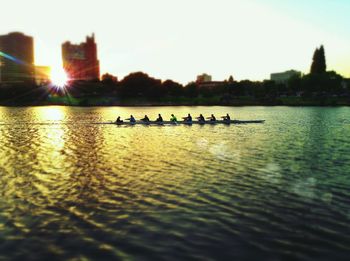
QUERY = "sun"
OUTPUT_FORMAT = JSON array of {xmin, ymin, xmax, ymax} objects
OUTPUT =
[{"xmin": 50, "ymin": 66, "xmax": 68, "ymax": 87}]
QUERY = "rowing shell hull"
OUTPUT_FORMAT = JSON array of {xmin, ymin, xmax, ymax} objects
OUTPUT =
[{"xmin": 105, "ymin": 120, "xmax": 265, "ymax": 125}]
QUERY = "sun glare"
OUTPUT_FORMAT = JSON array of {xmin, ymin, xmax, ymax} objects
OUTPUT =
[{"xmin": 50, "ymin": 66, "xmax": 68, "ymax": 87}]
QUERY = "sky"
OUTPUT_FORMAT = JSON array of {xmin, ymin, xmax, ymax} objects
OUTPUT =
[{"xmin": 0, "ymin": 0, "xmax": 349, "ymax": 83}]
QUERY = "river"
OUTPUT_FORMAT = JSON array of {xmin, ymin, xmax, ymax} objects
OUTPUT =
[{"xmin": 0, "ymin": 106, "xmax": 349, "ymax": 260}]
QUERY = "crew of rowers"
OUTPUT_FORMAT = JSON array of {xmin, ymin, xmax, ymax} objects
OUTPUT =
[{"xmin": 115, "ymin": 113, "xmax": 231, "ymax": 123}]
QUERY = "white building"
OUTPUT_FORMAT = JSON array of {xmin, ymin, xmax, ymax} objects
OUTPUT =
[
  {"xmin": 270, "ymin": 70, "xmax": 301, "ymax": 84},
  {"xmin": 196, "ymin": 73, "xmax": 212, "ymax": 83}
]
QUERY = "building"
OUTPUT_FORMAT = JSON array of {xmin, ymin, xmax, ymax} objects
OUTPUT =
[
  {"xmin": 196, "ymin": 73, "xmax": 212, "ymax": 83},
  {"xmin": 195, "ymin": 73, "xmax": 226, "ymax": 88},
  {"xmin": 35, "ymin": 65, "xmax": 51, "ymax": 85},
  {"xmin": 197, "ymin": 81, "xmax": 226, "ymax": 89},
  {"xmin": 0, "ymin": 32, "xmax": 35, "ymax": 83},
  {"xmin": 62, "ymin": 34, "xmax": 100, "ymax": 81},
  {"xmin": 270, "ymin": 70, "xmax": 301, "ymax": 84}
]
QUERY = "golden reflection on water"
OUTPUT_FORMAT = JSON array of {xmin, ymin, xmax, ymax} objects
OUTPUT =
[
  {"xmin": 33, "ymin": 106, "xmax": 66, "ymax": 121},
  {"xmin": 37, "ymin": 127, "xmax": 65, "ymax": 172},
  {"xmin": 34, "ymin": 106, "xmax": 67, "ymax": 175},
  {"xmin": 0, "ymin": 106, "xmax": 350, "ymax": 260}
]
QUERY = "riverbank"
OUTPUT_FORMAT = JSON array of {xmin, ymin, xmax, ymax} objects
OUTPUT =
[{"xmin": 1, "ymin": 95, "xmax": 349, "ymax": 106}]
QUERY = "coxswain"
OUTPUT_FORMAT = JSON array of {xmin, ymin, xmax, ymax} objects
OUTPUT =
[
  {"xmin": 170, "ymin": 114, "xmax": 177, "ymax": 122},
  {"xmin": 197, "ymin": 114, "xmax": 205, "ymax": 122},
  {"xmin": 156, "ymin": 114, "xmax": 163, "ymax": 122},
  {"xmin": 141, "ymin": 115, "xmax": 150, "ymax": 122},
  {"xmin": 126, "ymin": 115, "xmax": 136, "ymax": 123},
  {"xmin": 182, "ymin": 113, "xmax": 192, "ymax": 122},
  {"xmin": 115, "ymin": 116, "xmax": 123, "ymax": 123}
]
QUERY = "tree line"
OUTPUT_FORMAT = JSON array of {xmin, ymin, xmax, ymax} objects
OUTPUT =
[{"xmin": 0, "ymin": 45, "xmax": 349, "ymax": 105}]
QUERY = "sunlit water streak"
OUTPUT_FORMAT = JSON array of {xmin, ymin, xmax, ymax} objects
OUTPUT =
[{"xmin": 0, "ymin": 106, "xmax": 349, "ymax": 260}]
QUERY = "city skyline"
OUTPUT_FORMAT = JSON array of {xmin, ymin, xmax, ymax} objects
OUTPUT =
[
  {"xmin": 0, "ymin": 0, "xmax": 349, "ymax": 84},
  {"xmin": 62, "ymin": 34, "xmax": 100, "ymax": 81},
  {"xmin": 0, "ymin": 32, "xmax": 35, "ymax": 83}
]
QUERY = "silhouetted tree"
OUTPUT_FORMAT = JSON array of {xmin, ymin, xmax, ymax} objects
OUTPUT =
[
  {"xmin": 302, "ymin": 71, "xmax": 343, "ymax": 96},
  {"xmin": 184, "ymin": 82, "xmax": 199, "ymax": 98},
  {"xmin": 162, "ymin": 80, "xmax": 184, "ymax": 96},
  {"xmin": 231, "ymin": 80, "xmax": 252, "ymax": 96},
  {"xmin": 100, "ymin": 73, "xmax": 119, "ymax": 96},
  {"xmin": 120, "ymin": 72, "xmax": 162, "ymax": 98},
  {"xmin": 310, "ymin": 45, "xmax": 326, "ymax": 74},
  {"xmin": 287, "ymin": 74, "xmax": 302, "ymax": 94},
  {"xmin": 101, "ymin": 73, "xmax": 118, "ymax": 84}
]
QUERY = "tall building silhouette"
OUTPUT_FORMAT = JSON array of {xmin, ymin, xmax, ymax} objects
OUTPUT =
[
  {"xmin": 62, "ymin": 34, "xmax": 100, "ymax": 81},
  {"xmin": 0, "ymin": 32, "xmax": 35, "ymax": 83}
]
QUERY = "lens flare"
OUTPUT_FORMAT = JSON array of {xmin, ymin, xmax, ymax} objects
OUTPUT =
[{"xmin": 50, "ymin": 66, "xmax": 68, "ymax": 88}]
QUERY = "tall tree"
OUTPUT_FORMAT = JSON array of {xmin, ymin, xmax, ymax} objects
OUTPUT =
[
  {"xmin": 310, "ymin": 45, "xmax": 326, "ymax": 74},
  {"xmin": 318, "ymin": 45, "xmax": 326, "ymax": 73}
]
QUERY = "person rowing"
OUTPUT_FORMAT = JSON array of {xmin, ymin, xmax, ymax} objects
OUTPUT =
[
  {"xmin": 156, "ymin": 114, "xmax": 163, "ymax": 122},
  {"xmin": 170, "ymin": 114, "xmax": 177, "ymax": 122},
  {"xmin": 126, "ymin": 115, "xmax": 136, "ymax": 123},
  {"xmin": 221, "ymin": 113, "xmax": 231, "ymax": 122},
  {"xmin": 182, "ymin": 113, "xmax": 192, "ymax": 122},
  {"xmin": 141, "ymin": 115, "xmax": 150, "ymax": 122},
  {"xmin": 197, "ymin": 114, "xmax": 205, "ymax": 122},
  {"xmin": 206, "ymin": 114, "xmax": 216, "ymax": 121},
  {"xmin": 115, "ymin": 116, "xmax": 123, "ymax": 123}
]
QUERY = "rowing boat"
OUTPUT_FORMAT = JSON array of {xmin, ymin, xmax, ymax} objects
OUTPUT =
[{"xmin": 102, "ymin": 120, "xmax": 265, "ymax": 125}]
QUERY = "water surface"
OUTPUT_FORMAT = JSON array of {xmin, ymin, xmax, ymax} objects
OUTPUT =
[{"xmin": 0, "ymin": 106, "xmax": 349, "ymax": 260}]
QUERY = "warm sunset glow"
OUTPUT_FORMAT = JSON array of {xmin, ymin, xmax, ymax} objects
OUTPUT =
[
  {"xmin": 36, "ymin": 106, "xmax": 65, "ymax": 121},
  {"xmin": 2, "ymin": 0, "xmax": 350, "ymax": 82},
  {"xmin": 50, "ymin": 66, "xmax": 68, "ymax": 87}
]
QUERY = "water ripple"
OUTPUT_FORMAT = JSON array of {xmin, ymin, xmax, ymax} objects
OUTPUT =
[{"xmin": 0, "ymin": 106, "xmax": 350, "ymax": 260}]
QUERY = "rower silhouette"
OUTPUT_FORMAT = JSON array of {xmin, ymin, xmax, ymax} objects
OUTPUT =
[
  {"xmin": 141, "ymin": 115, "xmax": 150, "ymax": 122},
  {"xmin": 126, "ymin": 115, "xmax": 136, "ymax": 123},
  {"xmin": 156, "ymin": 114, "xmax": 163, "ymax": 122},
  {"xmin": 183, "ymin": 113, "xmax": 192, "ymax": 122},
  {"xmin": 197, "ymin": 114, "xmax": 205, "ymax": 122},
  {"xmin": 115, "ymin": 116, "xmax": 123, "ymax": 123}
]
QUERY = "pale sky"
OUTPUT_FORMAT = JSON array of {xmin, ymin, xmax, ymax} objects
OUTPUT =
[{"xmin": 0, "ymin": 0, "xmax": 349, "ymax": 83}]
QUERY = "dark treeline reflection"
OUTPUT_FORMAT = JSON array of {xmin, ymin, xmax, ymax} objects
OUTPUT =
[{"xmin": 0, "ymin": 70, "xmax": 349, "ymax": 106}]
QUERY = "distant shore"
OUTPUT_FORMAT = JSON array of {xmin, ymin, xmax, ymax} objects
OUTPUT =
[
  {"xmin": 1, "ymin": 70, "xmax": 349, "ymax": 107},
  {"xmin": 1, "ymin": 96, "xmax": 349, "ymax": 107}
]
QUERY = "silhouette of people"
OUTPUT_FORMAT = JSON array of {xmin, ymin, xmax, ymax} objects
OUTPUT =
[
  {"xmin": 197, "ymin": 114, "xmax": 205, "ymax": 122},
  {"xmin": 115, "ymin": 116, "xmax": 123, "ymax": 123},
  {"xmin": 156, "ymin": 114, "xmax": 163, "ymax": 122},
  {"xmin": 141, "ymin": 115, "xmax": 150, "ymax": 122},
  {"xmin": 170, "ymin": 114, "xmax": 177, "ymax": 122},
  {"xmin": 221, "ymin": 113, "xmax": 230, "ymax": 121},
  {"xmin": 183, "ymin": 113, "xmax": 192, "ymax": 122},
  {"xmin": 207, "ymin": 114, "xmax": 216, "ymax": 121},
  {"xmin": 126, "ymin": 115, "xmax": 136, "ymax": 123}
]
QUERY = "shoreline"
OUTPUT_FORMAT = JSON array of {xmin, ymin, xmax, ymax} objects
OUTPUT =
[
  {"xmin": 0, "ymin": 96, "xmax": 349, "ymax": 107},
  {"xmin": 1, "ymin": 102, "xmax": 350, "ymax": 107}
]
